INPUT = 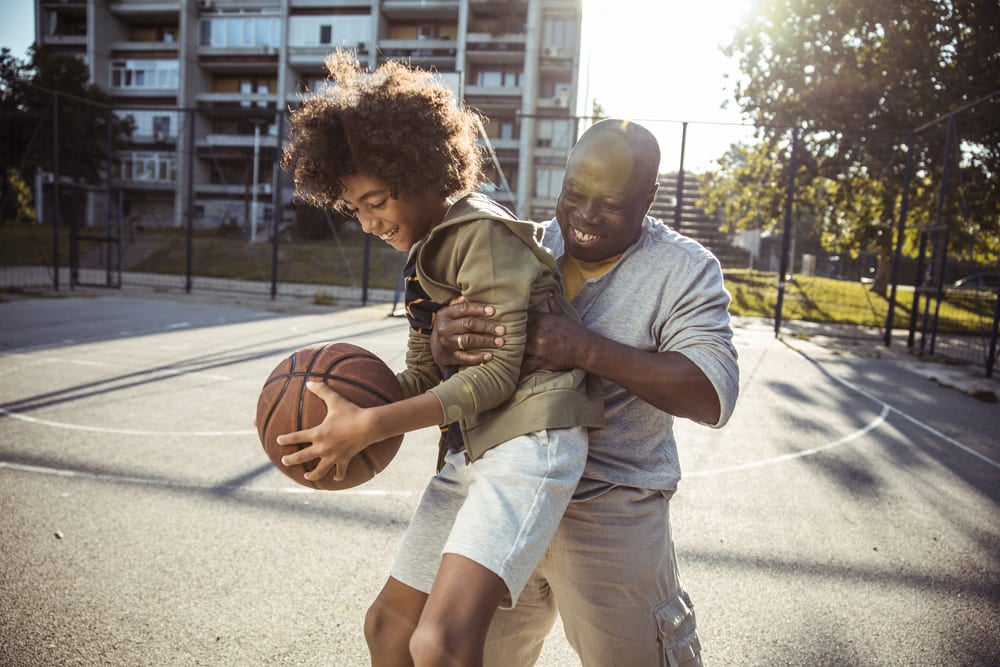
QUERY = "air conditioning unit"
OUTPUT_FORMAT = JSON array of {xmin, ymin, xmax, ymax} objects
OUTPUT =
[
  {"xmin": 552, "ymin": 96, "xmax": 567, "ymax": 107},
  {"xmin": 542, "ymin": 46, "xmax": 563, "ymax": 58},
  {"xmin": 259, "ymin": 183, "xmax": 272, "ymax": 195},
  {"xmin": 198, "ymin": 0, "xmax": 214, "ymax": 10}
]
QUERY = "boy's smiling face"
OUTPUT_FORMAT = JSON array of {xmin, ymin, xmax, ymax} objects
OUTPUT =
[{"xmin": 339, "ymin": 173, "xmax": 447, "ymax": 251}]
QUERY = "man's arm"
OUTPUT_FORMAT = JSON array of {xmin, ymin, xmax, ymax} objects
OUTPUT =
[
  {"xmin": 433, "ymin": 296, "xmax": 723, "ymax": 425},
  {"xmin": 524, "ymin": 297, "xmax": 721, "ymax": 424}
]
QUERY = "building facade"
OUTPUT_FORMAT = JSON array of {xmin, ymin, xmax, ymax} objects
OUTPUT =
[{"xmin": 35, "ymin": 0, "xmax": 585, "ymax": 233}]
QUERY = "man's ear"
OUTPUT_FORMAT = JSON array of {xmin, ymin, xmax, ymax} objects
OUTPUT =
[{"xmin": 646, "ymin": 181, "xmax": 659, "ymax": 212}]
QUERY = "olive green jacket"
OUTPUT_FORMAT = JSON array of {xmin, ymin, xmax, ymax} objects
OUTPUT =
[{"xmin": 396, "ymin": 192, "xmax": 604, "ymax": 461}]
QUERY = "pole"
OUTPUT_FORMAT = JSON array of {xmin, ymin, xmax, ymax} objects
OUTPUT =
[
  {"xmin": 774, "ymin": 128, "xmax": 799, "ymax": 337},
  {"xmin": 674, "ymin": 122, "xmax": 687, "ymax": 233},
  {"xmin": 270, "ymin": 110, "xmax": 284, "ymax": 300},
  {"xmin": 185, "ymin": 109, "xmax": 196, "ymax": 293},
  {"xmin": 884, "ymin": 134, "xmax": 915, "ymax": 346},
  {"xmin": 251, "ymin": 120, "xmax": 261, "ymax": 243},
  {"xmin": 52, "ymin": 93, "xmax": 60, "ymax": 291}
]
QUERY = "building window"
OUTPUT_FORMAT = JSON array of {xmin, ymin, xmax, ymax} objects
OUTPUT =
[
  {"xmin": 116, "ymin": 110, "xmax": 180, "ymax": 140},
  {"xmin": 200, "ymin": 15, "xmax": 281, "ymax": 47},
  {"xmin": 288, "ymin": 15, "xmax": 370, "ymax": 47},
  {"xmin": 476, "ymin": 69, "xmax": 522, "ymax": 87},
  {"xmin": 536, "ymin": 119, "xmax": 572, "ymax": 149},
  {"xmin": 542, "ymin": 17, "xmax": 577, "ymax": 52},
  {"xmin": 115, "ymin": 152, "xmax": 178, "ymax": 183},
  {"xmin": 534, "ymin": 166, "xmax": 564, "ymax": 198},
  {"xmin": 110, "ymin": 60, "xmax": 179, "ymax": 89}
]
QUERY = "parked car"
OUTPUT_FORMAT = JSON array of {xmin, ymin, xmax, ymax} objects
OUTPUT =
[{"xmin": 952, "ymin": 272, "xmax": 1000, "ymax": 291}]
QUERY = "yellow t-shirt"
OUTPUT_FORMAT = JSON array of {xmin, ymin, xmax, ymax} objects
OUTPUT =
[{"xmin": 560, "ymin": 252, "xmax": 623, "ymax": 301}]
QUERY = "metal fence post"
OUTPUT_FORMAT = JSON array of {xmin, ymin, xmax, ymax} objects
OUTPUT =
[
  {"xmin": 774, "ymin": 127, "xmax": 799, "ymax": 337},
  {"xmin": 884, "ymin": 133, "xmax": 915, "ymax": 346}
]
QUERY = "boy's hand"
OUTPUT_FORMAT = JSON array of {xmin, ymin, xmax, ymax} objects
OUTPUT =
[
  {"xmin": 276, "ymin": 382, "xmax": 374, "ymax": 482},
  {"xmin": 431, "ymin": 296, "xmax": 506, "ymax": 367}
]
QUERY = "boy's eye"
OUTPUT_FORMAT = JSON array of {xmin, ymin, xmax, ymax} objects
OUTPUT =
[{"xmin": 370, "ymin": 198, "xmax": 387, "ymax": 209}]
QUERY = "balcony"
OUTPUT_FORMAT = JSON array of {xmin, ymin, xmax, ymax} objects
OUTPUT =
[
  {"xmin": 195, "ymin": 91, "xmax": 279, "ymax": 108},
  {"xmin": 198, "ymin": 133, "xmax": 280, "ymax": 149},
  {"xmin": 110, "ymin": 40, "xmax": 180, "ymax": 54},
  {"xmin": 380, "ymin": 0, "xmax": 460, "ymax": 21},
  {"xmin": 198, "ymin": 47, "xmax": 280, "ymax": 73},
  {"xmin": 465, "ymin": 33, "xmax": 526, "ymax": 64},
  {"xmin": 378, "ymin": 39, "xmax": 457, "ymax": 67},
  {"xmin": 464, "ymin": 84, "xmax": 522, "ymax": 100}
]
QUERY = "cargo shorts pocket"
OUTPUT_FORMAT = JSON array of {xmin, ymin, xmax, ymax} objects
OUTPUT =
[{"xmin": 654, "ymin": 590, "xmax": 702, "ymax": 667}]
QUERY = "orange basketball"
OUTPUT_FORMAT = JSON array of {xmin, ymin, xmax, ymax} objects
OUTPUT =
[{"xmin": 256, "ymin": 342, "xmax": 403, "ymax": 490}]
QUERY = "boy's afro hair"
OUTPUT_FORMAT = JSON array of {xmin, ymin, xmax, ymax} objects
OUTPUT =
[{"xmin": 281, "ymin": 50, "xmax": 485, "ymax": 211}]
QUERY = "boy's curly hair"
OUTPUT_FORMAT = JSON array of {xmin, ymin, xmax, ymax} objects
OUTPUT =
[{"xmin": 281, "ymin": 50, "xmax": 485, "ymax": 212}]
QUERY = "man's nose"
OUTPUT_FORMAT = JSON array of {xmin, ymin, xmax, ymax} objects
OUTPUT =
[{"xmin": 574, "ymin": 198, "xmax": 596, "ymax": 222}]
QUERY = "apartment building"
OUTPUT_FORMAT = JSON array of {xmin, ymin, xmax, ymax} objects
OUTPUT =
[{"xmin": 35, "ymin": 0, "xmax": 585, "ymax": 233}]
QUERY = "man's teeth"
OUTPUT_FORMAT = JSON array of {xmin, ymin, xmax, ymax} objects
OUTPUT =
[{"xmin": 573, "ymin": 228, "xmax": 599, "ymax": 243}]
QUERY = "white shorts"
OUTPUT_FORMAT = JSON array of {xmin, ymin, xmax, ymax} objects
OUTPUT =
[{"xmin": 390, "ymin": 426, "xmax": 587, "ymax": 608}]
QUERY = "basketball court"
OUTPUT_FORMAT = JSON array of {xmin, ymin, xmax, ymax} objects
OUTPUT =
[{"xmin": 2, "ymin": 291, "xmax": 998, "ymax": 665}]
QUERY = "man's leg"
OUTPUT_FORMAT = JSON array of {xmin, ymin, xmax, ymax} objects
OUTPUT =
[
  {"xmin": 482, "ymin": 562, "xmax": 558, "ymax": 666},
  {"xmin": 547, "ymin": 487, "xmax": 702, "ymax": 667}
]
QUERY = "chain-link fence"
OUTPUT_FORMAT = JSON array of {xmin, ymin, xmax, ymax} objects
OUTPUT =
[{"xmin": 2, "ymin": 88, "xmax": 997, "ymax": 374}]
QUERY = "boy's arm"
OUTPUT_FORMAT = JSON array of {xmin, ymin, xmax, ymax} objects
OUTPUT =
[
  {"xmin": 277, "ymin": 383, "xmax": 444, "ymax": 482},
  {"xmin": 424, "ymin": 222, "xmax": 542, "ymax": 422}
]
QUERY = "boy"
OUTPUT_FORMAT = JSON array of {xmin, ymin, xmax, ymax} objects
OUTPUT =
[{"xmin": 277, "ymin": 51, "xmax": 603, "ymax": 666}]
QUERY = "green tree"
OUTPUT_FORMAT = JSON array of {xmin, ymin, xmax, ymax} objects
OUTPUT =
[
  {"xmin": 702, "ymin": 0, "xmax": 1000, "ymax": 292},
  {"xmin": 1, "ymin": 45, "xmax": 133, "ymax": 223}
]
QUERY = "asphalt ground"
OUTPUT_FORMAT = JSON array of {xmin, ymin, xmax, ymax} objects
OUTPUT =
[{"xmin": 1, "ymin": 288, "xmax": 998, "ymax": 666}]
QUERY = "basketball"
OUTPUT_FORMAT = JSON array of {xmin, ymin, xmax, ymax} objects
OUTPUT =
[{"xmin": 256, "ymin": 341, "xmax": 403, "ymax": 490}]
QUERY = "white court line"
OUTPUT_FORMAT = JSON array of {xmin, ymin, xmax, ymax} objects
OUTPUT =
[
  {"xmin": 0, "ymin": 407, "xmax": 254, "ymax": 437},
  {"xmin": 811, "ymin": 354, "xmax": 1000, "ymax": 472},
  {"xmin": 687, "ymin": 405, "xmax": 891, "ymax": 477},
  {"xmin": 0, "ymin": 460, "xmax": 413, "ymax": 497},
  {"xmin": 1, "ymin": 352, "xmax": 232, "ymax": 381},
  {"xmin": 688, "ymin": 339, "xmax": 1000, "ymax": 477}
]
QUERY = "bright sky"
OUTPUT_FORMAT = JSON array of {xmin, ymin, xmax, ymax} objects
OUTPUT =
[
  {"xmin": 1, "ymin": 0, "xmax": 754, "ymax": 171},
  {"xmin": 581, "ymin": 0, "xmax": 757, "ymax": 171}
]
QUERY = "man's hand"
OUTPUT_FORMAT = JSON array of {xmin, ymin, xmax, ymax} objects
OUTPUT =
[
  {"xmin": 431, "ymin": 296, "xmax": 506, "ymax": 367},
  {"xmin": 522, "ymin": 294, "xmax": 591, "ymax": 373}
]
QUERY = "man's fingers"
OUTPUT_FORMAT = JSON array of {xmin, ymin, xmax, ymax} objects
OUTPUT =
[
  {"xmin": 456, "ymin": 332, "xmax": 504, "ymax": 350},
  {"xmin": 444, "ymin": 299, "xmax": 496, "ymax": 320}
]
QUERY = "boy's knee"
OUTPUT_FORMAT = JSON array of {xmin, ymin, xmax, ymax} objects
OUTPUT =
[
  {"xmin": 364, "ymin": 599, "xmax": 404, "ymax": 651},
  {"xmin": 410, "ymin": 621, "xmax": 472, "ymax": 667}
]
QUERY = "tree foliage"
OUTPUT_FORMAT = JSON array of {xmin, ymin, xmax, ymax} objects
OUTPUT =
[
  {"xmin": 701, "ymin": 0, "xmax": 1000, "ymax": 290},
  {"xmin": 1, "ymin": 45, "xmax": 133, "ymax": 223}
]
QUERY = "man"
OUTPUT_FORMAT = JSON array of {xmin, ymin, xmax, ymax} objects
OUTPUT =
[{"xmin": 431, "ymin": 118, "xmax": 740, "ymax": 666}]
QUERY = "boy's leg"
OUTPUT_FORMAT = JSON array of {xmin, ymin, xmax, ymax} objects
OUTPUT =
[
  {"xmin": 365, "ymin": 576, "xmax": 428, "ymax": 667},
  {"xmin": 419, "ymin": 427, "xmax": 585, "ymax": 666},
  {"xmin": 547, "ymin": 487, "xmax": 702, "ymax": 667},
  {"xmin": 410, "ymin": 553, "xmax": 508, "ymax": 667}
]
